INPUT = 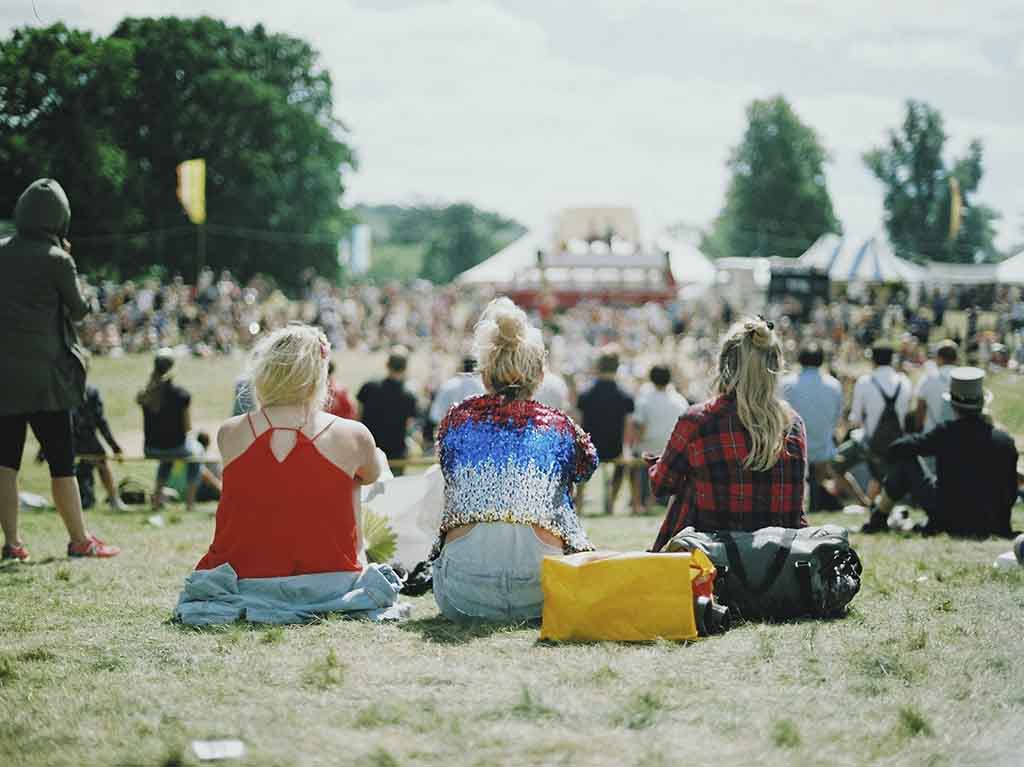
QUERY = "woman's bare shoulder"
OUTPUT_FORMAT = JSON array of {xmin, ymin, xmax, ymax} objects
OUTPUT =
[{"xmin": 218, "ymin": 414, "xmax": 255, "ymax": 464}]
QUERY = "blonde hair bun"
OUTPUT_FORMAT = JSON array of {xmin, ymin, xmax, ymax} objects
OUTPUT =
[
  {"xmin": 474, "ymin": 297, "xmax": 545, "ymax": 399},
  {"xmin": 744, "ymin": 318, "xmax": 775, "ymax": 350},
  {"xmin": 494, "ymin": 311, "xmax": 525, "ymax": 347}
]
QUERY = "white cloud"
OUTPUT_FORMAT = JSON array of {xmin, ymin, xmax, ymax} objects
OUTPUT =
[{"xmin": 849, "ymin": 39, "xmax": 1001, "ymax": 78}]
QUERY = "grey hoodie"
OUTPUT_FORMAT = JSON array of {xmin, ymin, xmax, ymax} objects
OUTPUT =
[{"xmin": 0, "ymin": 179, "xmax": 89, "ymax": 415}]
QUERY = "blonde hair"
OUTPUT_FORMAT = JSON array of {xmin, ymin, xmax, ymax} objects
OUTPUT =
[
  {"xmin": 247, "ymin": 324, "xmax": 330, "ymax": 409},
  {"xmin": 714, "ymin": 317, "xmax": 793, "ymax": 472},
  {"xmin": 474, "ymin": 297, "xmax": 546, "ymax": 399}
]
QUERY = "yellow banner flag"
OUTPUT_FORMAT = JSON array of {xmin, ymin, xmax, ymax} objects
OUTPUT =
[
  {"xmin": 176, "ymin": 158, "xmax": 206, "ymax": 224},
  {"xmin": 948, "ymin": 176, "xmax": 962, "ymax": 241}
]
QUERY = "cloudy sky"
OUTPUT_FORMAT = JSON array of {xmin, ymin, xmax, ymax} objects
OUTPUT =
[{"xmin": 4, "ymin": 0, "xmax": 1023, "ymax": 248}]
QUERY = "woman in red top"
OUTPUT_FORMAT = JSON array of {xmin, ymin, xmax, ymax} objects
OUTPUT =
[
  {"xmin": 195, "ymin": 324, "xmax": 383, "ymax": 579},
  {"xmin": 649, "ymin": 317, "xmax": 807, "ymax": 551}
]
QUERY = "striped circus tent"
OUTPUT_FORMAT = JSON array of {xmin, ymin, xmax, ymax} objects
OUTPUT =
[{"xmin": 798, "ymin": 233, "xmax": 924, "ymax": 283}]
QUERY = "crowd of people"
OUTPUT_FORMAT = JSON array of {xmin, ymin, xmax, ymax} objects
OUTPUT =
[{"xmin": 2, "ymin": 177, "xmax": 1022, "ymax": 629}]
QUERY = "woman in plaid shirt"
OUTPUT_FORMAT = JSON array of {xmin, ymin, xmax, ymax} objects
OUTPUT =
[{"xmin": 649, "ymin": 317, "xmax": 807, "ymax": 551}]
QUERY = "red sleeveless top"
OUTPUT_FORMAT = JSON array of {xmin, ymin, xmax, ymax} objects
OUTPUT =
[{"xmin": 195, "ymin": 411, "xmax": 361, "ymax": 578}]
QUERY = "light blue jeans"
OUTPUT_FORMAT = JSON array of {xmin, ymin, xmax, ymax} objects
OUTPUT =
[{"xmin": 432, "ymin": 522, "xmax": 563, "ymax": 623}]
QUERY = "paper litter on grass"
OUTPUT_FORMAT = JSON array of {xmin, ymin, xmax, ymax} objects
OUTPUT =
[{"xmin": 191, "ymin": 739, "xmax": 246, "ymax": 761}]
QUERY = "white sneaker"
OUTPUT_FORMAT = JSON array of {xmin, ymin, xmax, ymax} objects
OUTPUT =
[{"xmin": 108, "ymin": 496, "xmax": 128, "ymax": 512}]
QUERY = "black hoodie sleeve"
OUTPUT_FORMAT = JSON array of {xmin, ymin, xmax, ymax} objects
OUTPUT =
[{"xmin": 51, "ymin": 249, "xmax": 90, "ymax": 321}]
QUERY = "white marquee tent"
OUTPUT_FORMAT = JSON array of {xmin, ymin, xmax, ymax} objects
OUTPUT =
[
  {"xmin": 996, "ymin": 251, "xmax": 1024, "ymax": 284},
  {"xmin": 798, "ymin": 233, "xmax": 924, "ymax": 283}
]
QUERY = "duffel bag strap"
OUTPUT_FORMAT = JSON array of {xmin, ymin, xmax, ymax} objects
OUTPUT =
[
  {"xmin": 795, "ymin": 560, "xmax": 814, "ymax": 613},
  {"xmin": 719, "ymin": 528, "xmax": 798, "ymax": 595}
]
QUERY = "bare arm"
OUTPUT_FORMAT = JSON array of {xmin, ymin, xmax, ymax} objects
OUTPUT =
[
  {"xmin": 183, "ymin": 405, "xmax": 192, "ymax": 435},
  {"xmin": 353, "ymin": 426, "xmax": 385, "ymax": 485}
]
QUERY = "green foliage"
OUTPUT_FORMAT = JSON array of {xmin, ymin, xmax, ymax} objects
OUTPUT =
[
  {"xmin": 613, "ymin": 691, "xmax": 665, "ymax": 730},
  {"xmin": 864, "ymin": 100, "xmax": 1000, "ymax": 263},
  {"xmin": 362, "ymin": 507, "xmax": 398, "ymax": 563},
  {"xmin": 0, "ymin": 18, "xmax": 355, "ymax": 287},
  {"xmin": 703, "ymin": 96, "xmax": 839, "ymax": 260},
  {"xmin": 896, "ymin": 706, "xmax": 934, "ymax": 738},
  {"xmin": 771, "ymin": 719, "xmax": 801, "ymax": 748},
  {"xmin": 355, "ymin": 202, "xmax": 525, "ymax": 284}
]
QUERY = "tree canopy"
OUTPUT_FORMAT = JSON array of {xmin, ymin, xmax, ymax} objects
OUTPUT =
[
  {"xmin": 702, "ymin": 96, "xmax": 839, "ymax": 260},
  {"xmin": 864, "ymin": 100, "xmax": 1000, "ymax": 264},
  {"xmin": 356, "ymin": 203, "xmax": 524, "ymax": 284},
  {"xmin": 0, "ymin": 18, "xmax": 355, "ymax": 287}
]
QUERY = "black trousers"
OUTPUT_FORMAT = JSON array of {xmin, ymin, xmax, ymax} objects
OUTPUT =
[{"xmin": 882, "ymin": 457, "xmax": 939, "ymax": 522}]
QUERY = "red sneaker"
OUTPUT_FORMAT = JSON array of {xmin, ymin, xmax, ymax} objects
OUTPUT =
[
  {"xmin": 67, "ymin": 534, "xmax": 121, "ymax": 558},
  {"xmin": 2, "ymin": 543, "xmax": 30, "ymax": 562}
]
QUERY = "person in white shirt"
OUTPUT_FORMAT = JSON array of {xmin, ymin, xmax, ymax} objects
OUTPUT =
[
  {"xmin": 533, "ymin": 368, "xmax": 571, "ymax": 412},
  {"xmin": 632, "ymin": 365, "xmax": 688, "ymax": 514},
  {"xmin": 833, "ymin": 344, "xmax": 912, "ymax": 506},
  {"xmin": 914, "ymin": 340, "xmax": 958, "ymax": 432},
  {"xmin": 428, "ymin": 356, "xmax": 486, "ymax": 427}
]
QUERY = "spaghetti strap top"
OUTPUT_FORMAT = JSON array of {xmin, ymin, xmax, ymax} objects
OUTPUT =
[{"xmin": 195, "ymin": 411, "xmax": 358, "ymax": 579}]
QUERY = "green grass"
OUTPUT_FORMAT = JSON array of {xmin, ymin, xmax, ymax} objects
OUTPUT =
[{"xmin": 1, "ymin": 355, "xmax": 1023, "ymax": 765}]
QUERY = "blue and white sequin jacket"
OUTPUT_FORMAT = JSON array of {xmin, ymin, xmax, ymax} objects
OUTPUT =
[{"xmin": 430, "ymin": 394, "xmax": 598, "ymax": 560}]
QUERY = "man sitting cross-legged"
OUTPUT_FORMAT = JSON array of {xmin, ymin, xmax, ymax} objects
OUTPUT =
[{"xmin": 863, "ymin": 367, "xmax": 1018, "ymax": 538}]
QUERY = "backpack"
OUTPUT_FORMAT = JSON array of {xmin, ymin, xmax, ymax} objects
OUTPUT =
[
  {"xmin": 117, "ymin": 478, "xmax": 148, "ymax": 506},
  {"xmin": 867, "ymin": 379, "xmax": 903, "ymax": 458},
  {"xmin": 664, "ymin": 525, "xmax": 862, "ymax": 620}
]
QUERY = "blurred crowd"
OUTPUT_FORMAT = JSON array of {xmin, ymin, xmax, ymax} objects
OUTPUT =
[{"xmin": 78, "ymin": 270, "xmax": 1024, "ymax": 415}]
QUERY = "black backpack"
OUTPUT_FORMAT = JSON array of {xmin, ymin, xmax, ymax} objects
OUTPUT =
[{"xmin": 867, "ymin": 379, "xmax": 903, "ymax": 458}]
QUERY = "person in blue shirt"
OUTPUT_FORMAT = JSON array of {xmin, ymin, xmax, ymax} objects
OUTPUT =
[{"xmin": 780, "ymin": 344, "xmax": 844, "ymax": 512}]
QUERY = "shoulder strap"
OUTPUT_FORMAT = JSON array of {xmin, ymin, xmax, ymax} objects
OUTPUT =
[
  {"xmin": 262, "ymin": 409, "xmax": 274, "ymax": 428},
  {"xmin": 719, "ymin": 528, "xmax": 798, "ymax": 595},
  {"xmin": 311, "ymin": 417, "xmax": 338, "ymax": 442},
  {"xmin": 870, "ymin": 378, "xmax": 899, "ymax": 406},
  {"xmin": 245, "ymin": 411, "xmax": 258, "ymax": 439}
]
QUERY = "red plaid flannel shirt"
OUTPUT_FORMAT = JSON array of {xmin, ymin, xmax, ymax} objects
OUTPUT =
[{"xmin": 649, "ymin": 394, "xmax": 808, "ymax": 551}]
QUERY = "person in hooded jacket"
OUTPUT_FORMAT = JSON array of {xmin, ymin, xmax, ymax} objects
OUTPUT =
[{"xmin": 0, "ymin": 179, "xmax": 120, "ymax": 561}]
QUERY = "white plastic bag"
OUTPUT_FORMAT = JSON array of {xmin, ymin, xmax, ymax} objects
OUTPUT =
[{"xmin": 359, "ymin": 464, "xmax": 443, "ymax": 569}]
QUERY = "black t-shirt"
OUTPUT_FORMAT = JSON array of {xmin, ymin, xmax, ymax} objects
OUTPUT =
[
  {"xmin": 357, "ymin": 378, "xmax": 417, "ymax": 459},
  {"xmin": 578, "ymin": 378, "xmax": 635, "ymax": 461},
  {"xmin": 889, "ymin": 416, "xmax": 1019, "ymax": 536},
  {"xmin": 142, "ymin": 382, "xmax": 191, "ymax": 450}
]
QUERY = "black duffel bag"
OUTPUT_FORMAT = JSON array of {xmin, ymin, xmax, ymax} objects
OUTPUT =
[{"xmin": 665, "ymin": 525, "xmax": 862, "ymax": 620}]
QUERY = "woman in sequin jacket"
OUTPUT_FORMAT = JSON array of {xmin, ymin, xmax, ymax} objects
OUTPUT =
[{"xmin": 431, "ymin": 297, "xmax": 597, "ymax": 622}]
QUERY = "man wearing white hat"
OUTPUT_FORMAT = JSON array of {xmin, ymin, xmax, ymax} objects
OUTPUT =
[{"xmin": 862, "ymin": 367, "xmax": 1018, "ymax": 537}]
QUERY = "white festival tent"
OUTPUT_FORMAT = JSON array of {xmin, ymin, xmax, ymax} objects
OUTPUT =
[
  {"xmin": 996, "ymin": 251, "xmax": 1024, "ymax": 284},
  {"xmin": 798, "ymin": 233, "xmax": 924, "ymax": 284},
  {"xmin": 658, "ymin": 236, "xmax": 716, "ymax": 286},
  {"xmin": 457, "ymin": 232, "xmax": 545, "ymax": 286},
  {"xmin": 458, "ymin": 231, "xmax": 716, "ymax": 288}
]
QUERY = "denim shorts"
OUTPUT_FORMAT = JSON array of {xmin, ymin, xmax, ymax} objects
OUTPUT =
[{"xmin": 432, "ymin": 522, "xmax": 563, "ymax": 623}]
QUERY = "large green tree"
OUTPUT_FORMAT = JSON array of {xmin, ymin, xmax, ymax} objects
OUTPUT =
[
  {"xmin": 864, "ymin": 100, "xmax": 1000, "ymax": 263},
  {"xmin": 0, "ymin": 18, "xmax": 355, "ymax": 286},
  {"xmin": 0, "ymin": 26, "xmax": 142, "ymax": 251},
  {"xmin": 702, "ymin": 96, "xmax": 839, "ymax": 260}
]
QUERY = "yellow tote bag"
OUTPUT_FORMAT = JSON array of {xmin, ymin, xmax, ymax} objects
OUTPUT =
[{"xmin": 540, "ymin": 550, "xmax": 715, "ymax": 642}]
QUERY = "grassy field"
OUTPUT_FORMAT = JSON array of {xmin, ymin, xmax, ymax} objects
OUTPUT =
[{"xmin": 2, "ymin": 353, "xmax": 1023, "ymax": 767}]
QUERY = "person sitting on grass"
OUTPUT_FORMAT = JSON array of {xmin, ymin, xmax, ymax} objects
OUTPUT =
[
  {"xmin": 862, "ymin": 366, "xmax": 1019, "ymax": 538},
  {"xmin": 193, "ymin": 323, "xmax": 385, "ymax": 579},
  {"xmin": 431, "ymin": 297, "xmax": 597, "ymax": 623},
  {"xmin": 136, "ymin": 350, "xmax": 202, "ymax": 511},
  {"xmin": 165, "ymin": 431, "xmax": 222, "ymax": 505},
  {"xmin": 649, "ymin": 317, "xmax": 807, "ymax": 552}
]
